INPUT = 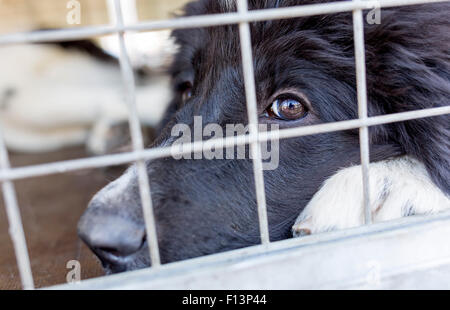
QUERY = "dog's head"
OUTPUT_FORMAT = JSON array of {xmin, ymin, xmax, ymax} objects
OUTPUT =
[{"xmin": 78, "ymin": 0, "xmax": 450, "ymax": 273}]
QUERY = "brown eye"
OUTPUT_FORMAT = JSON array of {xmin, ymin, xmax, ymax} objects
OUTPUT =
[
  {"xmin": 180, "ymin": 82, "xmax": 193, "ymax": 102},
  {"xmin": 268, "ymin": 97, "xmax": 307, "ymax": 120}
]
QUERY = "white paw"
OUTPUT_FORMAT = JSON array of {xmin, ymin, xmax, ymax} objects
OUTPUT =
[{"xmin": 292, "ymin": 156, "xmax": 450, "ymax": 237}]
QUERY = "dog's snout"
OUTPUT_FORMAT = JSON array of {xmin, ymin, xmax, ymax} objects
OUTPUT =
[
  {"xmin": 78, "ymin": 212, "xmax": 145, "ymax": 264},
  {"xmin": 77, "ymin": 165, "xmax": 149, "ymax": 272}
]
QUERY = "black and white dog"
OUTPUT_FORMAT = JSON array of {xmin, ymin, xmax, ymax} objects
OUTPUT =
[{"xmin": 78, "ymin": 0, "xmax": 450, "ymax": 274}]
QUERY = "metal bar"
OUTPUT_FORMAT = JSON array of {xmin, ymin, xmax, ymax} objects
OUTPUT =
[
  {"xmin": 46, "ymin": 210, "xmax": 450, "ymax": 290},
  {"xmin": 113, "ymin": 0, "xmax": 160, "ymax": 267},
  {"xmin": 0, "ymin": 122, "xmax": 34, "ymax": 289},
  {"xmin": 0, "ymin": 106, "xmax": 449, "ymax": 182},
  {"xmin": 352, "ymin": 1, "xmax": 372, "ymax": 224},
  {"xmin": 0, "ymin": 0, "xmax": 447, "ymax": 45},
  {"xmin": 107, "ymin": 0, "xmax": 139, "ymax": 25},
  {"xmin": 237, "ymin": 0, "xmax": 270, "ymax": 245}
]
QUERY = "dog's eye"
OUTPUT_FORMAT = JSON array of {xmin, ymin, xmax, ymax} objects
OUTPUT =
[
  {"xmin": 267, "ymin": 96, "xmax": 308, "ymax": 120},
  {"xmin": 180, "ymin": 82, "xmax": 193, "ymax": 102}
]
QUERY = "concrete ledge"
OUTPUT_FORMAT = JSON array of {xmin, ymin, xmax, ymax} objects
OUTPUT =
[{"xmin": 48, "ymin": 211, "xmax": 450, "ymax": 289}]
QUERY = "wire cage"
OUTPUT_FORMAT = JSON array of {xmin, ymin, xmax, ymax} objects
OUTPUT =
[{"xmin": 0, "ymin": 0, "xmax": 449, "ymax": 290}]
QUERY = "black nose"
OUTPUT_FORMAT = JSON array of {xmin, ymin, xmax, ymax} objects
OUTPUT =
[{"xmin": 78, "ymin": 212, "xmax": 145, "ymax": 264}]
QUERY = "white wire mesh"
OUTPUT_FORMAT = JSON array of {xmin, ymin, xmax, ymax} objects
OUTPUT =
[{"xmin": 0, "ymin": 0, "xmax": 448, "ymax": 289}]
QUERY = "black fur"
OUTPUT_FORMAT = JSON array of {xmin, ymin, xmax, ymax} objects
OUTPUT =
[{"xmin": 78, "ymin": 0, "xmax": 450, "ymax": 273}]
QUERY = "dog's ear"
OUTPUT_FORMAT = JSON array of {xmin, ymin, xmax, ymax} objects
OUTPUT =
[{"xmin": 363, "ymin": 4, "xmax": 450, "ymax": 194}]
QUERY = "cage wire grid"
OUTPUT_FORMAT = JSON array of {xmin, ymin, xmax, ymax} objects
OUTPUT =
[{"xmin": 0, "ymin": 0, "xmax": 449, "ymax": 290}]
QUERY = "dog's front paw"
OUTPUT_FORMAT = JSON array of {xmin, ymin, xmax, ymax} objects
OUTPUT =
[{"xmin": 292, "ymin": 156, "xmax": 450, "ymax": 237}]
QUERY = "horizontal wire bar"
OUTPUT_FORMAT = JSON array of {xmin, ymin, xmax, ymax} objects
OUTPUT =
[
  {"xmin": 0, "ymin": 106, "xmax": 448, "ymax": 183},
  {"xmin": 0, "ymin": 0, "xmax": 447, "ymax": 45}
]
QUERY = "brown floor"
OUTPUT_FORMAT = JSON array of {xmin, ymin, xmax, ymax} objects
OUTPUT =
[{"xmin": 0, "ymin": 147, "xmax": 126, "ymax": 289}]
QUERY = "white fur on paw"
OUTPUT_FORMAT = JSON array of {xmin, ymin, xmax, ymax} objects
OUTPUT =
[{"xmin": 292, "ymin": 156, "xmax": 450, "ymax": 237}]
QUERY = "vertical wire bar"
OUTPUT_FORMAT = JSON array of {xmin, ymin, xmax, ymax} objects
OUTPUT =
[
  {"xmin": 113, "ymin": 0, "xmax": 161, "ymax": 266},
  {"xmin": 237, "ymin": 0, "xmax": 270, "ymax": 245},
  {"xmin": 352, "ymin": 2, "xmax": 372, "ymax": 224},
  {"xmin": 0, "ymin": 123, "xmax": 34, "ymax": 289}
]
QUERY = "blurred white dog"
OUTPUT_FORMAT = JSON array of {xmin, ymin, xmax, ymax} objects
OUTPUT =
[{"xmin": 0, "ymin": 32, "xmax": 174, "ymax": 154}]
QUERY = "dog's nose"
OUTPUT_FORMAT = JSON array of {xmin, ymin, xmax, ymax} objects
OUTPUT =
[{"xmin": 78, "ymin": 213, "xmax": 145, "ymax": 261}]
